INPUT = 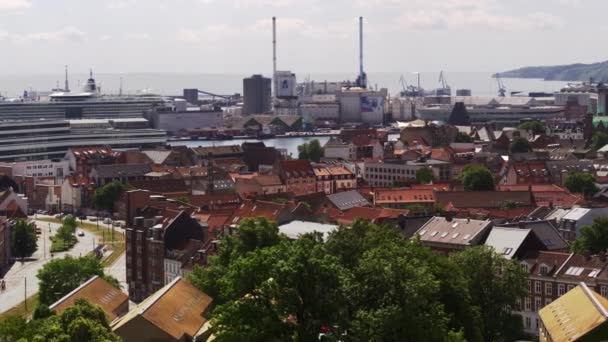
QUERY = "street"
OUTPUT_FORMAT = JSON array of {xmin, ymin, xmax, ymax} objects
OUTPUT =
[{"xmin": 0, "ymin": 218, "xmax": 126, "ymax": 314}]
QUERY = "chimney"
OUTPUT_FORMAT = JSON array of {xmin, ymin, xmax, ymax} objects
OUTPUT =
[{"xmin": 134, "ymin": 216, "xmax": 144, "ymax": 228}]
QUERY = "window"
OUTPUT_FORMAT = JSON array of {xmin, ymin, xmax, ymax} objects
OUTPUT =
[
  {"xmin": 539, "ymin": 265, "xmax": 548, "ymax": 275},
  {"xmin": 601, "ymin": 286, "xmax": 608, "ymax": 298},
  {"xmin": 558, "ymin": 284, "xmax": 565, "ymax": 296},
  {"xmin": 525, "ymin": 297, "xmax": 532, "ymax": 311},
  {"xmin": 545, "ymin": 298, "xmax": 552, "ymax": 306},
  {"xmin": 567, "ymin": 284, "xmax": 574, "ymax": 291},
  {"xmin": 535, "ymin": 281, "xmax": 542, "ymax": 294},
  {"xmin": 525, "ymin": 317, "xmax": 531, "ymax": 329},
  {"xmin": 535, "ymin": 297, "xmax": 542, "ymax": 311},
  {"xmin": 545, "ymin": 283, "xmax": 552, "ymax": 296},
  {"xmin": 527, "ymin": 280, "xmax": 532, "ymax": 293},
  {"xmin": 521, "ymin": 263, "xmax": 529, "ymax": 272}
]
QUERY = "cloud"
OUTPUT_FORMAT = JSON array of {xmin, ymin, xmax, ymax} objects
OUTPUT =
[
  {"xmin": 199, "ymin": 0, "xmax": 297, "ymax": 8},
  {"xmin": 125, "ymin": 32, "xmax": 152, "ymax": 41},
  {"xmin": 6, "ymin": 27, "xmax": 87, "ymax": 43},
  {"xmin": 0, "ymin": 0, "xmax": 31, "ymax": 10},
  {"xmin": 106, "ymin": 0, "xmax": 137, "ymax": 9}
]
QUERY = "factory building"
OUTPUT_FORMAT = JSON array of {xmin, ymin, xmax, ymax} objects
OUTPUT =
[
  {"xmin": 243, "ymin": 75, "xmax": 272, "ymax": 115},
  {"xmin": 338, "ymin": 88, "xmax": 387, "ymax": 124}
]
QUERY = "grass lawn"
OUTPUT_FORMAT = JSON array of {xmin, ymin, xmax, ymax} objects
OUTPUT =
[
  {"xmin": 37, "ymin": 218, "xmax": 125, "ymax": 267},
  {"xmin": 50, "ymin": 236, "xmax": 76, "ymax": 253},
  {"xmin": 0, "ymin": 294, "xmax": 38, "ymax": 321}
]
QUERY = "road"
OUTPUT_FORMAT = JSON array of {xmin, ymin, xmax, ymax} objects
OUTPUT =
[{"xmin": 0, "ymin": 218, "xmax": 126, "ymax": 314}]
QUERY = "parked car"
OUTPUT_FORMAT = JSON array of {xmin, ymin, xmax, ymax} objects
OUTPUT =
[
  {"xmin": 112, "ymin": 221, "xmax": 123, "ymax": 228},
  {"xmin": 77, "ymin": 230, "xmax": 85, "ymax": 237},
  {"xmin": 54, "ymin": 213, "xmax": 64, "ymax": 219},
  {"xmin": 103, "ymin": 218, "xmax": 112, "ymax": 224},
  {"xmin": 88, "ymin": 216, "xmax": 98, "ymax": 222}
]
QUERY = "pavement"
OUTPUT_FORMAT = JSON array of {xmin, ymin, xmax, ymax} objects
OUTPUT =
[{"xmin": 0, "ymin": 217, "xmax": 127, "ymax": 314}]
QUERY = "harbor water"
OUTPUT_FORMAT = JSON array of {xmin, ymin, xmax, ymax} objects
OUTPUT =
[{"xmin": 169, "ymin": 134, "xmax": 401, "ymax": 157}]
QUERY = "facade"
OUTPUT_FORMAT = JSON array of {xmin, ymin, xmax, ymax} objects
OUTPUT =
[
  {"xmin": 313, "ymin": 165, "xmax": 356, "ymax": 194},
  {"xmin": 243, "ymin": 74, "xmax": 272, "ymax": 115},
  {"xmin": 324, "ymin": 138, "xmax": 357, "ymax": 160},
  {"xmin": 148, "ymin": 109, "xmax": 223, "ymax": 134},
  {"xmin": 2, "ymin": 159, "xmax": 70, "ymax": 179},
  {"xmin": 126, "ymin": 212, "xmax": 207, "ymax": 302},
  {"xmin": 363, "ymin": 159, "xmax": 451, "ymax": 187},
  {"xmin": 276, "ymin": 160, "xmax": 316, "ymax": 196},
  {"xmin": 0, "ymin": 120, "xmax": 166, "ymax": 162}
]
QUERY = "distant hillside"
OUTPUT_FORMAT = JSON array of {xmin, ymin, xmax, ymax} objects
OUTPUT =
[{"xmin": 497, "ymin": 61, "xmax": 608, "ymax": 82}]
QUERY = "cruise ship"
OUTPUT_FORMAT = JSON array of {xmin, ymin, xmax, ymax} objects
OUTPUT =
[
  {"xmin": 0, "ymin": 120, "xmax": 167, "ymax": 161},
  {"xmin": 417, "ymin": 96, "xmax": 563, "ymax": 126},
  {"xmin": 0, "ymin": 71, "xmax": 166, "ymax": 121}
]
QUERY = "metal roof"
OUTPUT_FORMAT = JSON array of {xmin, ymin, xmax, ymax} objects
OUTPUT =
[
  {"xmin": 484, "ymin": 227, "xmax": 531, "ymax": 260},
  {"xmin": 279, "ymin": 220, "xmax": 338, "ymax": 241}
]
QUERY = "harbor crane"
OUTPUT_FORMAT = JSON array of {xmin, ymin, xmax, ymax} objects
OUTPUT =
[{"xmin": 495, "ymin": 73, "xmax": 507, "ymax": 97}]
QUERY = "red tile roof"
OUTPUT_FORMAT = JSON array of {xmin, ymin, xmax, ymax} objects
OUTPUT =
[
  {"xmin": 375, "ymin": 189, "xmax": 435, "ymax": 204},
  {"xmin": 281, "ymin": 160, "xmax": 314, "ymax": 177},
  {"xmin": 335, "ymin": 206, "xmax": 409, "ymax": 225},
  {"xmin": 229, "ymin": 200, "xmax": 287, "ymax": 225}
]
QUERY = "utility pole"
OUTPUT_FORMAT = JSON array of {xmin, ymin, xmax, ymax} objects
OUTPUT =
[{"xmin": 24, "ymin": 278, "xmax": 27, "ymax": 311}]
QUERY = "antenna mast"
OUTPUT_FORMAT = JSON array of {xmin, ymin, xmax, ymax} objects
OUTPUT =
[{"xmin": 358, "ymin": 16, "xmax": 366, "ymax": 88}]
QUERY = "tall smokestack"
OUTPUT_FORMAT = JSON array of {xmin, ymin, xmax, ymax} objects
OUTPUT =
[
  {"xmin": 272, "ymin": 16, "xmax": 277, "ymax": 98},
  {"xmin": 64, "ymin": 65, "xmax": 70, "ymax": 92},
  {"xmin": 358, "ymin": 16, "xmax": 366, "ymax": 89}
]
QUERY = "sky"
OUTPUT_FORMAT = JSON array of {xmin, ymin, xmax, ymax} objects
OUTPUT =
[{"xmin": 0, "ymin": 0, "xmax": 607, "ymax": 74}]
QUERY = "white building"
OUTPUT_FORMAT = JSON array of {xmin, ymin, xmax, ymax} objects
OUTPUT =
[
  {"xmin": 363, "ymin": 159, "xmax": 451, "ymax": 187},
  {"xmin": 4, "ymin": 159, "xmax": 70, "ymax": 179},
  {"xmin": 338, "ymin": 88, "xmax": 387, "ymax": 124}
]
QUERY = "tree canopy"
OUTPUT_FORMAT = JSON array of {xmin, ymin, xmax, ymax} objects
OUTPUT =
[
  {"xmin": 563, "ymin": 171, "xmax": 598, "ymax": 195},
  {"xmin": 188, "ymin": 218, "xmax": 525, "ymax": 341},
  {"xmin": 37, "ymin": 255, "xmax": 119, "ymax": 306},
  {"xmin": 0, "ymin": 299, "xmax": 121, "ymax": 342},
  {"xmin": 592, "ymin": 131, "xmax": 608, "ymax": 151},
  {"xmin": 517, "ymin": 121, "xmax": 546, "ymax": 135},
  {"xmin": 415, "ymin": 167, "xmax": 435, "ymax": 184},
  {"xmin": 509, "ymin": 137, "xmax": 531, "ymax": 154},
  {"xmin": 461, "ymin": 164, "xmax": 495, "ymax": 191},
  {"xmin": 454, "ymin": 132, "xmax": 473, "ymax": 143},
  {"xmin": 11, "ymin": 219, "xmax": 38, "ymax": 260},
  {"xmin": 91, "ymin": 181, "xmax": 126, "ymax": 213},
  {"xmin": 297, "ymin": 139, "xmax": 323, "ymax": 162},
  {"xmin": 572, "ymin": 217, "xmax": 608, "ymax": 255},
  {"xmin": 452, "ymin": 246, "xmax": 528, "ymax": 341}
]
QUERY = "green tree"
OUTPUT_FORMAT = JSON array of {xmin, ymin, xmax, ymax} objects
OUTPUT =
[
  {"xmin": 91, "ymin": 181, "xmax": 126, "ymax": 213},
  {"xmin": 11, "ymin": 219, "xmax": 38, "ymax": 260},
  {"xmin": 509, "ymin": 136, "xmax": 531, "ymax": 154},
  {"xmin": 592, "ymin": 131, "xmax": 608, "ymax": 151},
  {"xmin": 564, "ymin": 171, "xmax": 598, "ymax": 195},
  {"xmin": 518, "ymin": 121, "xmax": 546, "ymax": 135},
  {"xmin": 461, "ymin": 164, "xmax": 495, "ymax": 191},
  {"xmin": 415, "ymin": 167, "xmax": 435, "ymax": 184},
  {"xmin": 454, "ymin": 132, "xmax": 473, "ymax": 143},
  {"xmin": 37, "ymin": 255, "xmax": 118, "ymax": 306},
  {"xmin": 0, "ymin": 299, "xmax": 121, "ymax": 342},
  {"xmin": 572, "ymin": 217, "xmax": 608, "ymax": 255},
  {"xmin": 297, "ymin": 139, "xmax": 323, "ymax": 162},
  {"xmin": 452, "ymin": 246, "xmax": 528, "ymax": 342}
]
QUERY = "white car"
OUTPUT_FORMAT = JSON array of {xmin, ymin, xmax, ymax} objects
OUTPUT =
[
  {"xmin": 103, "ymin": 218, "xmax": 112, "ymax": 224},
  {"xmin": 77, "ymin": 230, "xmax": 85, "ymax": 237}
]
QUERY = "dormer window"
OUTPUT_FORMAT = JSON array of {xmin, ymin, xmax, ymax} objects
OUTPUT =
[
  {"xmin": 539, "ymin": 264, "xmax": 549, "ymax": 276},
  {"xmin": 520, "ymin": 262, "xmax": 529, "ymax": 272}
]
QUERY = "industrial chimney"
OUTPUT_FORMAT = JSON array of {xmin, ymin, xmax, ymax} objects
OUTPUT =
[
  {"xmin": 357, "ymin": 16, "xmax": 367, "ymax": 89},
  {"xmin": 272, "ymin": 16, "xmax": 277, "ymax": 99}
]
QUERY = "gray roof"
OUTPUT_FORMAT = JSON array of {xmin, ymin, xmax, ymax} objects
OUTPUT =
[
  {"xmin": 279, "ymin": 220, "xmax": 338, "ymax": 241},
  {"xmin": 497, "ymin": 220, "xmax": 568, "ymax": 251},
  {"xmin": 327, "ymin": 190, "xmax": 370, "ymax": 211},
  {"xmin": 484, "ymin": 227, "xmax": 531, "ymax": 259},
  {"xmin": 414, "ymin": 217, "xmax": 493, "ymax": 247},
  {"xmin": 93, "ymin": 163, "xmax": 152, "ymax": 179}
]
